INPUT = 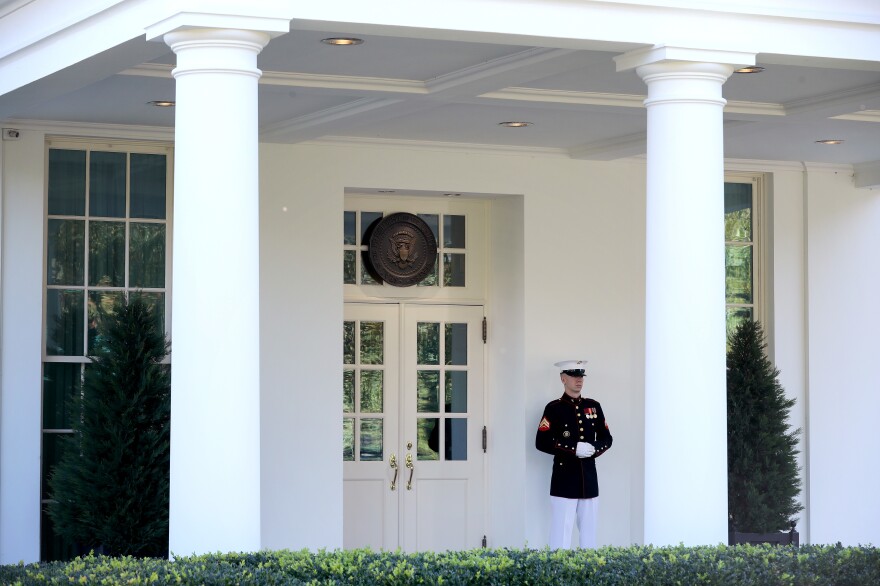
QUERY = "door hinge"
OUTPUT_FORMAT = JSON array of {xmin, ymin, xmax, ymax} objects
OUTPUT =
[
  {"xmin": 482, "ymin": 316, "xmax": 487, "ymax": 343},
  {"xmin": 482, "ymin": 425, "xmax": 487, "ymax": 452},
  {"xmin": 482, "ymin": 535, "xmax": 487, "ymax": 548}
]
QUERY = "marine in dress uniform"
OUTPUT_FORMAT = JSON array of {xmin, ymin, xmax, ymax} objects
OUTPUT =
[{"xmin": 535, "ymin": 360, "xmax": 612, "ymax": 549}]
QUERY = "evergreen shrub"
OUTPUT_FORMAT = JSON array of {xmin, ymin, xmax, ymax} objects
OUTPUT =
[
  {"xmin": 2, "ymin": 545, "xmax": 880, "ymax": 585},
  {"xmin": 46, "ymin": 297, "xmax": 170, "ymax": 558},
  {"xmin": 727, "ymin": 319, "xmax": 802, "ymax": 533}
]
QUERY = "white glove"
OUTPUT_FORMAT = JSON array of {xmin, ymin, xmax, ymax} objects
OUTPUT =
[{"xmin": 576, "ymin": 442, "xmax": 595, "ymax": 458}]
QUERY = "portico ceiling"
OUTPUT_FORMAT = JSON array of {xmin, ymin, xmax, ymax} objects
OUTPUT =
[{"xmin": 1, "ymin": 2, "xmax": 880, "ymax": 168}]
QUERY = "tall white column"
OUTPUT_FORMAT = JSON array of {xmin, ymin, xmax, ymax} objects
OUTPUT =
[
  {"xmin": 164, "ymin": 28, "xmax": 268, "ymax": 556},
  {"xmin": 617, "ymin": 48, "xmax": 751, "ymax": 546}
]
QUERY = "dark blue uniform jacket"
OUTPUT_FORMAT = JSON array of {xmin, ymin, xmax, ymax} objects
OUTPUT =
[{"xmin": 535, "ymin": 394, "xmax": 612, "ymax": 499}]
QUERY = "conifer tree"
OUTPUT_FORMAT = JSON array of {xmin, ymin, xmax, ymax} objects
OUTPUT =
[
  {"xmin": 47, "ymin": 296, "xmax": 170, "ymax": 557},
  {"xmin": 727, "ymin": 319, "xmax": 802, "ymax": 533}
]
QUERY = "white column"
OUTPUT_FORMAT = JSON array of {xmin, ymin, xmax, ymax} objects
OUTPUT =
[
  {"xmin": 165, "ymin": 28, "xmax": 268, "ymax": 556},
  {"xmin": 617, "ymin": 48, "xmax": 751, "ymax": 546}
]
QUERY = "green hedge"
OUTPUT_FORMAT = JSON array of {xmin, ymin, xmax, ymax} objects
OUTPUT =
[{"xmin": 2, "ymin": 545, "xmax": 879, "ymax": 585}]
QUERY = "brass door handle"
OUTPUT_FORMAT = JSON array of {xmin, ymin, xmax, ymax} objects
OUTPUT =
[
  {"xmin": 405, "ymin": 453, "xmax": 414, "ymax": 490},
  {"xmin": 390, "ymin": 454, "xmax": 398, "ymax": 491}
]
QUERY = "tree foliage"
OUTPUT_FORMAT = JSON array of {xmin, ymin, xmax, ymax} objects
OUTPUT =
[
  {"xmin": 727, "ymin": 319, "xmax": 802, "ymax": 533},
  {"xmin": 47, "ymin": 296, "xmax": 170, "ymax": 557}
]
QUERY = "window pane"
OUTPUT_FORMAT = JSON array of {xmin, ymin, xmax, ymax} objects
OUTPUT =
[
  {"xmin": 418, "ymin": 214, "xmax": 439, "ymax": 242},
  {"xmin": 41, "ymin": 509, "xmax": 76, "ymax": 564},
  {"xmin": 417, "ymin": 370, "xmax": 440, "ymax": 413},
  {"xmin": 41, "ymin": 432, "xmax": 70, "ymax": 500},
  {"xmin": 89, "ymin": 151, "xmax": 126, "ymax": 218},
  {"xmin": 417, "ymin": 257, "xmax": 438, "ymax": 287},
  {"xmin": 48, "ymin": 149, "xmax": 86, "ymax": 216},
  {"xmin": 343, "ymin": 418, "xmax": 354, "ymax": 461},
  {"xmin": 443, "ymin": 215, "xmax": 466, "ymax": 248},
  {"xmin": 361, "ymin": 252, "xmax": 380, "ymax": 285},
  {"xmin": 130, "ymin": 153, "xmax": 166, "ymax": 219},
  {"xmin": 343, "ymin": 370, "xmax": 354, "ymax": 413},
  {"xmin": 343, "ymin": 250, "xmax": 356, "ymax": 284},
  {"xmin": 130, "ymin": 223, "xmax": 166, "ymax": 288},
  {"xmin": 417, "ymin": 322, "xmax": 440, "ymax": 365},
  {"xmin": 88, "ymin": 290, "xmax": 124, "ymax": 353},
  {"xmin": 88, "ymin": 221, "xmax": 125, "ymax": 287},
  {"xmin": 47, "ymin": 219, "xmax": 84, "ymax": 286},
  {"xmin": 344, "ymin": 211, "xmax": 356, "ymax": 245},
  {"xmin": 360, "ymin": 321, "xmax": 384, "ymax": 365},
  {"xmin": 43, "ymin": 363, "xmax": 81, "ymax": 430},
  {"xmin": 130, "ymin": 291, "xmax": 165, "ymax": 332},
  {"xmin": 725, "ymin": 245, "xmax": 753, "ymax": 304},
  {"xmin": 361, "ymin": 212, "xmax": 383, "ymax": 243},
  {"xmin": 445, "ymin": 371, "xmax": 467, "ymax": 413},
  {"xmin": 445, "ymin": 418, "xmax": 467, "ymax": 461},
  {"xmin": 724, "ymin": 183, "xmax": 753, "ymax": 242},
  {"xmin": 360, "ymin": 369, "xmax": 384, "ymax": 413},
  {"xmin": 46, "ymin": 289, "xmax": 84, "ymax": 356},
  {"xmin": 343, "ymin": 321, "xmax": 355, "ymax": 364},
  {"xmin": 360, "ymin": 419, "xmax": 383, "ymax": 461},
  {"xmin": 726, "ymin": 306, "xmax": 753, "ymax": 345},
  {"xmin": 418, "ymin": 417, "xmax": 440, "ymax": 461},
  {"xmin": 445, "ymin": 322, "xmax": 468, "ymax": 365},
  {"xmin": 443, "ymin": 253, "xmax": 466, "ymax": 287}
]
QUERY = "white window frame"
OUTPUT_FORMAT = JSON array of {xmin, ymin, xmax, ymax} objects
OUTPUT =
[{"xmin": 724, "ymin": 172, "xmax": 765, "ymax": 332}]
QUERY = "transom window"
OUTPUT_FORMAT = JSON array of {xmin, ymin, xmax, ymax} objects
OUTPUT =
[{"xmin": 344, "ymin": 210, "xmax": 466, "ymax": 287}]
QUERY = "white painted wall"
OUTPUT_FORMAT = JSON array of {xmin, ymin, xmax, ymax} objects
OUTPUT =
[
  {"xmin": 520, "ymin": 158, "xmax": 645, "ymax": 548},
  {"xmin": 258, "ymin": 143, "xmax": 646, "ymax": 549},
  {"xmin": 258, "ymin": 145, "xmax": 345, "ymax": 550},
  {"xmin": 0, "ymin": 129, "xmax": 46, "ymax": 564},
  {"xmin": 765, "ymin": 168, "xmax": 810, "ymax": 540},
  {"xmin": 486, "ymin": 193, "xmax": 526, "ymax": 547},
  {"xmin": 804, "ymin": 167, "xmax": 880, "ymax": 546}
]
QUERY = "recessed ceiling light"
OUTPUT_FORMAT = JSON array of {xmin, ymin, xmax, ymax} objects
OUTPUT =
[
  {"xmin": 734, "ymin": 66, "xmax": 765, "ymax": 74},
  {"xmin": 815, "ymin": 139, "xmax": 844, "ymax": 145},
  {"xmin": 498, "ymin": 121, "xmax": 532, "ymax": 128},
  {"xmin": 321, "ymin": 37, "xmax": 363, "ymax": 46},
  {"xmin": 148, "ymin": 100, "xmax": 175, "ymax": 107}
]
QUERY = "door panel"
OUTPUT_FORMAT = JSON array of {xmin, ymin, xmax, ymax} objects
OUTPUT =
[
  {"xmin": 402, "ymin": 304, "xmax": 485, "ymax": 551},
  {"xmin": 343, "ymin": 304, "xmax": 400, "ymax": 550},
  {"xmin": 343, "ymin": 303, "xmax": 484, "ymax": 551}
]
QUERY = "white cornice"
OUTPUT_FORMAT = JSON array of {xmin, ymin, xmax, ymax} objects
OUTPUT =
[
  {"xmin": 831, "ymin": 110, "xmax": 880, "ymax": 123},
  {"xmin": 301, "ymin": 135, "xmax": 571, "ymax": 158},
  {"xmin": 1, "ymin": 118, "xmax": 174, "ymax": 142},
  {"xmin": 480, "ymin": 87, "xmax": 645, "ymax": 108}
]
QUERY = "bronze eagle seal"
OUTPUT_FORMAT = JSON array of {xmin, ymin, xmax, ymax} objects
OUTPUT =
[{"xmin": 366, "ymin": 212, "xmax": 438, "ymax": 286}]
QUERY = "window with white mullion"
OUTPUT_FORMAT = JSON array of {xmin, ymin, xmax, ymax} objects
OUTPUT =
[
  {"xmin": 41, "ymin": 139, "xmax": 171, "ymax": 561},
  {"xmin": 724, "ymin": 175, "xmax": 762, "ymax": 343}
]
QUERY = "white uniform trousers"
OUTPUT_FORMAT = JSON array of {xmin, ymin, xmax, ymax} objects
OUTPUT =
[{"xmin": 549, "ymin": 496, "xmax": 598, "ymax": 549}]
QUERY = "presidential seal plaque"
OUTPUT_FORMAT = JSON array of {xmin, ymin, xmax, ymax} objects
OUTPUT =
[{"xmin": 366, "ymin": 212, "xmax": 438, "ymax": 287}]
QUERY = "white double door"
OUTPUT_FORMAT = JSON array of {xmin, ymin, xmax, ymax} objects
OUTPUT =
[{"xmin": 343, "ymin": 303, "xmax": 485, "ymax": 551}]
